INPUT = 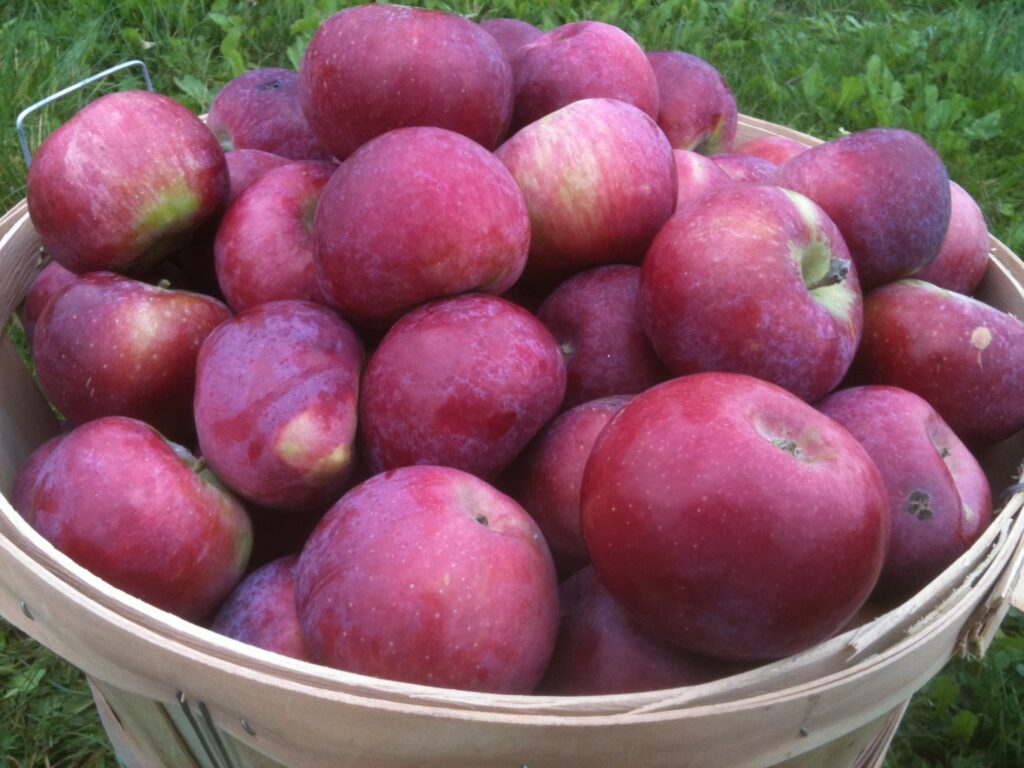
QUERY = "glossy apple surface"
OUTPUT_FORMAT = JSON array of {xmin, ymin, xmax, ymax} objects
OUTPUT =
[
  {"xmin": 194, "ymin": 300, "xmax": 363, "ymax": 511},
  {"xmin": 20, "ymin": 261, "xmax": 76, "ymax": 348},
  {"xmin": 913, "ymin": 181, "xmax": 990, "ymax": 294},
  {"xmin": 710, "ymin": 152, "xmax": 777, "ymax": 183},
  {"xmin": 296, "ymin": 465, "xmax": 558, "ymax": 692},
  {"xmin": 647, "ymin": 51, "xmax": 737, "ymax": 154},
  {"xmin": 360, "ymin": 294, "xmax": 565, "ymax": 480},
  {"xmin": 224, "ymin": 149, "xmax": 292, "ymax": 205},
  {"xmin": 27, "ymin": 90, "xmax": 227, "ymax": 274},
  {"xmin": 673, "ymin": 150, "xmax": 732, "ymax": 211},
  {"xmin": 22, "ymin": 416, "xmax": 252, "ymax": 621},
  {"xmin": 818, "ymin": 385, "xmax": 992, "ymax": 601},
  {"xmin": 581, "ymin": 372, "xmax": 889, "ymax": 661},
  {"xmin": 735, "ymin": 135, "xmax": 808, "ymax": 165},
  {"xmin": 638, "ymin": 184, "xmax": 862, "ymax": 402},
  {"xmin": 479, "ymin": 17, "xmax": 542, "ymax": 60}
]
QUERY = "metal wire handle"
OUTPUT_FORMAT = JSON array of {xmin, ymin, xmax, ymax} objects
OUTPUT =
[{"xmin": 15, "ymin": 59, "xmax": 154, "ymax": 169}]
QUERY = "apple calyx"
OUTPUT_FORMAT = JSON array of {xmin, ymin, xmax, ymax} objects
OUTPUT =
[{"xmin": 908, "ymin": 490, "xmax": 934, "ymax": 521}]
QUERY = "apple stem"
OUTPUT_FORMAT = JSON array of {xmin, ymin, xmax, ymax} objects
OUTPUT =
[
  {"xmin": 192, "ymin": 455, "xmax": 208, "ymax": 473},
  {"xmin": 156, "ymin": 278, "xmax": 172, "ymax": 290},
  {"xmin": 806, "ymin": 258, "xmax": 849, "ymax": 291}
]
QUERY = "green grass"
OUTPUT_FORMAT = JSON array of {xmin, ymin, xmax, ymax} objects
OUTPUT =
[{"xmin": 1, "ymin": 1, "xmax": 1023, "ymax": 766}]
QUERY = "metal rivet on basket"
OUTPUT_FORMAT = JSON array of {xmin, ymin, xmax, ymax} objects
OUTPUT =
[
  {"xmin": 799, "ymin": 727, "xmax": 809, "ymax": 737},
  {"xmin": 241, "ymin": 718, "xmax": 256, "ymax": 736},
  {"xmin": 20, "ymin": 601, "xmax": 33, "ymax": 620}
]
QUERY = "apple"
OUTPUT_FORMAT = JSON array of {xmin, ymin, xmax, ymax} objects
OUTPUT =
[
  {"xmin": 507, "ymin": 395, "xmax": 631, "ymax": 578},
  {"xmin": 296, "ymin": 465, "xmax": 559, "ymax": 693},
  {"xmin": 772, "ymin": 127, "xmax": 951, "ymax": 290},
  {"xmin": 537, "ymin": 265, "xmax": 667, "ymax": 407},
  {"xmin": 224, "ymin": 148, "xmax": 292, "ymax": 204},
  {"xmin": 647, "ymin": 51, "xmax": 737, "ymax": 154},
  {"xmin": 27, "ymin": 90, "xmax": 227, "ymax": 274},
  {"xmin": 20, "ymin": 260, "xmax": 76, "ymax": 348},
  {"xmin": 581, "ymin": 372, "xmax": 889, "ymax": 661},
  {"xmin": 11, "ymin": 434, "xmax": 66, "ymax": 528},
  {"xmin": 20, "ymin": 416, "xmax": 252, "ymax": 621},
  {"xmin": 509, "ymin": 21, "xmax": 658, "ymax": 131},
  {"xmin": 298, "ymin": 4, "xmax": 512, "ymax": 160},
  {"xmin": 856, "ymin": 279, "xmax": 1024, "ymax": 444},
  {"xmin": 817, "ymin": 385, "xmax": 992, "ymax": 602},
  {"xmin": 211, "ymin": 555, "xmax": 313, "ymax": 662},
  {"xmin": 673, "ymin": 149, "xmax": 732, "ymax": 211},
  {"xmin": 207, "ymin": 68, "xmax": 333, "ymax": 161},
  {"xmin": 360, "ymin": 294, "xmax": 566, "ymax": 480},
  {"xmin": 194, "ymin": 300, "xmax": 363, "ymax": 512},
  {"xmin": 496, "ymin": 98, "xmax": 676, "ymax": 285},
  {"xmin": 537, "ymin": 567, "xmax": 743, "ymax": 695},
  {"xmin": 735, "ymin": 135, "xmax": 808, "ymax": 165},
  {"xmin": 313, "ymin": 127, "xmax": 529, "ymax": 327},
  {"xmin": 479, "ymin": 17, "xmax": 543, "ymax": 60},
  {"xmin": 33, "ymin": 272, "xmax": 230, "ymax": 442},
  {"xmin": 215, "ymin": 160, "xmax": 335, "ymax": 312},
  {"xmin": 710, "ymin": 151, "xmax": 777, "ymax": 183},
  {"xmin": 913, "ymin": 181, "xmax": 990, "ymax": 294},
  {"xmin": 638, "ymin": 184, "xmax": 863, "ymax": 402}
]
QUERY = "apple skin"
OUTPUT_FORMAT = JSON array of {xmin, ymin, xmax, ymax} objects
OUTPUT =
[
  {"xmin": 913, "ymin": 181, "xmax": 990, "ymax": 295},
  {"xmin": 638, "ymin": 184, "xmax": 863, "ymax": 403},
  {"xmin": 507, "ymin": 395, "xmax": 631, "ymax": 578},
  {"xmin": 20, "ymin": 261, "xmax": 77, "ymax": 348},
  {"xmin": 224, "ymin": 149, "xmax": 292, "ymax": 205},
  {"xmin": 772, "ymin": 127, "xmax": 951, "ymax": 290},
  {"xmin": 194, "ymin": 300, "xmax": 363, "ymax": 512},
  {"xmin": 537, "ymin": 265, "xmax": 668, "ymax": 408},
  {"xmin": 211, "ymin": 555, "xmax": 314, "ymax": 662},
  {"xmin": 22, "ymin": 416, "xmax": 252, "ymax": 621},
  {"xmin": 496, "ymin": 98, "xmax": 677, "ymax": 285},
  {"xmin": 27, "ymin": 90, "xmax": 228, "ymax": 275},
  {"xmin": 735, "ymin": 135, "xmax": 808, "ymax": 165},
  {"xmin": 581, "ymin": 372, "xmax": 889, "ymax": 661},
  {"xmin": 313, "ymin": 127, "xmax": 529, "ymax": 327},
  {"xmin": 298, "ymin": 4, "xmax": 512, "ymax": 160},
  {"xmin": 12, "ymin": 434, "xmax": 66, "ymax": 527},
  {"xmin": 360, "ymin": 294, "xmax": 566, "ymax": 481},
  {"xmin": 856, "ymin": 279, "xmax": 1024, "ymax": 444},
  {"xmin": 33, "ymin": 273, "xmax": 230, "ymax": 443},
  {"xmin": 207, "ymin": 68, "xmax": 333, "ymax": 161},
  {"xmin": 647, "ymin": 51, "xmax": 737, "ymax": 154},
  {"xmin": 479, "ymin": 17, "xmax": 543, "ymax": 60},
  {"xmin": 710, "ymin": 152, "xmax": 777, "ymax": 183},
  {"xmin": 510, "ymin": 21, "xmax": 659, "ymax": 132},
  {"xmin": 215, "ymin": 160, "xmax": 335, "ymax": 312},
  {"xmin": 673, "ymin": 150, "xmax": 732, "ymax": 211},
  {"xmin": 296, "ymin": 465, "xmax": 559, "ymax": 693},
  {"xmin": 537, "ymin": 567, "xmax": 744, "ymax": 695},
  {"xmin": 817, "ymin": 385, "xmax": 992, "ymax": 602}
]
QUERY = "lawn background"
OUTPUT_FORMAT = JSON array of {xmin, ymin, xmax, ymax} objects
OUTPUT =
[{"xmin": 1, "ymin": 1, "xmax": 1023, "ymax": 766}]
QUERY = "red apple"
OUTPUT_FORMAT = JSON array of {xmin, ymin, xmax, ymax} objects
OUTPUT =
[
  {"xmin": 21, "ymin": 416, "xmax": 252, "ymax": 621},
  {"xmin": 710, "ymin": 151, "xmax": 777, "ymax": 183},
  {"xmin": 12, "ymin": 434, "xmax": 66, "ymax": 527},
  {"xmin": 647, "ymin": 51, "xmax": 737, "ymax": 154},
  {"xmin": 581, "ymin": 372, "xmax": 889, "ymax": 661},
  {"xmin": 638, "ymin": 184, "xmax": 862, "ymax": 402},
  {"xmin": 673, "ymin": 149, "xmax": 732, "ymax": 211},
  {"xmin": 194, "ymin": 300, "xmax": 362, "ymax": 512},
  {"xmin": 360, "ymin": 294, "xmax": 566, "ymax": 480},
  {"xmin": 313, "ymin": 127, "xmax": 529, "ymax": 327},
  {"xmin": 772, "ymin": 127, "xmax": 951, "ymax": 289},
  {"xmin": 224, "ymin": 149, "xmax": 292, "ymax": 205},
  {"xmin": 20, "ymin": 260, "xmax": 76, "ymax": 348},
  {"xmin": 538, "ymin": 265, "xmax": 667, "ymax": 407},
  {"xmin": 856, "ymin": 279, "xmax": 1024, "ymax": 444},
  {"xmin": 818, "ymin": 385, "xmax": 992, "ymax": 601},
  {"xmin": 215, "ymin": 160, "xmax": 335, "ymax": 312},
  {"xmin": 510, "ymin": 21, "xmax": 658, "ymax": 131},
  {"xmin": 735, "ymin": 135, "xmax": 808, "ymax": 165},
  {"xmin": 479, "ymin": 17, "xmax": 543, "ymax": 60},
  {"xmin": 211, "ymin": 555, "xmax": 313, "ymax": 662},
  {"xmin": 496, "ymin": 98, "xmax": 676, "ymax": 284},
  {"xmin": 298, "ymin": 4, "xmax": 512, "ymax": 159},
  {"xmin": 913, "ymin": 181, "xmax": 990, "ymax": 294},
  {"xmin": 508, "ymin": 395, "xmax": 631, "ymax": 577},
  {"xmin": 296, "ymin": 465, "xmax": 559, "ymax": 693},
  {"xmin": 27, "ymin": 90, "xmax": 227, "ymax": 274},
  {"xmin": 207, "ymin": 68, "xmax": 333, "ymax": 161},
  {"xmin": 538, "ymin": 567, "xmax": 743, "ymax": 695},
  {"xmin": 33, "ymin": 272, "xmax": 230, "ymax": 442}
]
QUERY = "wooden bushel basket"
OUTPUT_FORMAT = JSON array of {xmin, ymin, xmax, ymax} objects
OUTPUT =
[{"xmin": 1, "ymin": 116, "xmax": 1023, "ymax": 768}]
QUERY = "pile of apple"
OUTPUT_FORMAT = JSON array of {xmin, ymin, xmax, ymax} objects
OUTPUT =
[{"xmin": 13, "ymin": 3, "xmax": 1024, "ymax": 697}]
